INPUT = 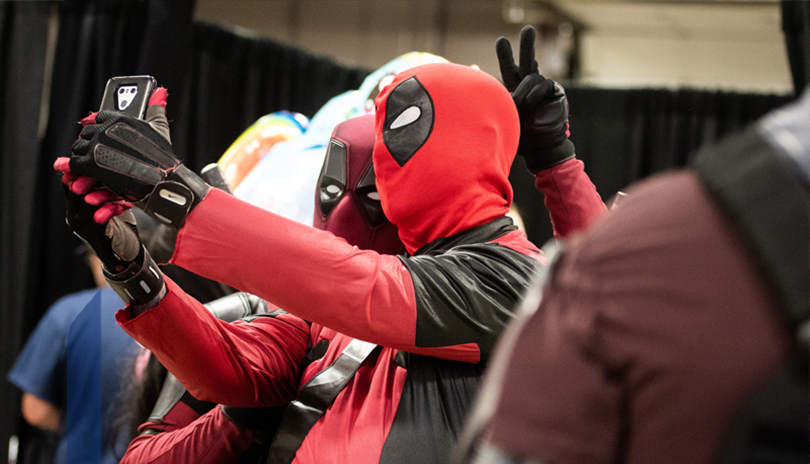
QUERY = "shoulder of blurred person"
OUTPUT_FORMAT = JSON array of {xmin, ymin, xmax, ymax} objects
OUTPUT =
[{"xmin": 460, "ymin": 88, "xmax": 809, "ymax": 464}]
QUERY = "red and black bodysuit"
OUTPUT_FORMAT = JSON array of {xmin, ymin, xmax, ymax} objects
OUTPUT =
[{"xmin": 117, "ymin": 63, "xmax": 606, "ymax": 464}]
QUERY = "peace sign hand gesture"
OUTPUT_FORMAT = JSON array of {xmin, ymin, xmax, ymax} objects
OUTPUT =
[{"xmin": 496, "ymin": 26, "xmax": 575, "ymax": 173}]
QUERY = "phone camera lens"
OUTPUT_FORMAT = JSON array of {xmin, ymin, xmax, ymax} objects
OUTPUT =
[{"xmin": 119, "ymin": 88, "xmax": 125, "ymax": 94}]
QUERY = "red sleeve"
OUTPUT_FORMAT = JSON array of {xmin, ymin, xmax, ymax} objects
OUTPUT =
[
  {"xmin": 168, "ymin": 189, "xmax": 424, "ymax": 353},
  {"xmin": 116, "ymin": 277, "xmax": 310, "ymax": 407},
  {"xmin": 123, "ymin": 405, "xmax": 253, "ymax": 464},
  {"xmin": 534, "ymin": 158, "xmax": 607, "ymax": 237}
]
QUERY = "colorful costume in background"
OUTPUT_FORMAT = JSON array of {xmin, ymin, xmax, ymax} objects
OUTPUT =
[{"xmin": 235, "ymin": 52, "xmax": 447, "ymax": 226}]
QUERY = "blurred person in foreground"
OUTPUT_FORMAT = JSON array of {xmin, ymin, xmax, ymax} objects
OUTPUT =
[{"xmin": 455, "ymin": 83, "xmax": 810, "ymax": 464}]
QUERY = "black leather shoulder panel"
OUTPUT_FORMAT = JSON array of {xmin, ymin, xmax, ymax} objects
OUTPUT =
[{"xmin": 403, "ymin": 243, "xmax": 542, "ymax": 362}]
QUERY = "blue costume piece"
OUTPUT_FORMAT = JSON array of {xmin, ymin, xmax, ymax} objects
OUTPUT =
[{"xmin": 8, "ymin": 286, "xmax": 139, "ymax": 464}]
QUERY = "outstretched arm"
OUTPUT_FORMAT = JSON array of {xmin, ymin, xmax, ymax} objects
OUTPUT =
[
  {"xmin": 123, "ymin": 406, "xmax": 253, "ymax": 464},
  {"xmin": 152, "ymin": 190, "xmax": 541, "ymax": 365}
]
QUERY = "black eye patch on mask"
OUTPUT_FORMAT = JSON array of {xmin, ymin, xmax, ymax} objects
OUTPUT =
[
  {"xmin": 382, "ymin": 77, "xmax": 434, "ymax": 167},
  {"xmin": 356, "ymin": 163, "xmax": 385, "ymax": 227},
  {"xmin": 317, "ymin": 139, "xmax": 347, "ymax": 217}
]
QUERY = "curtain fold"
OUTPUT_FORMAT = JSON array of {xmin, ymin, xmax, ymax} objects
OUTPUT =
[
  {"xmin": 0, "ymin": 4, "xmax": 53, "ymax": 463},
  {"xmin": 27, "ymin": 0, "xmax": 151, "ymax": 367},
  {"xmin": 171, "ymin": 21, "xmax": 370, "ymax": 173},
  {"xmin": 511, "ymin": 87, "xmax": 792, "ymax": 247},
  {"xmin": 781, "ymin": 0, "xmax": 810, "ymax": 95}
]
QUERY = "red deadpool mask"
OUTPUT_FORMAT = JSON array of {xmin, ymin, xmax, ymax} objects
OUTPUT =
[
  {"xmin": 372, "ymin": 63, "xmax": 520, "ymax": 254},
  {"xmin": 313, "ymin": 114, "xmax": 405, "ymax": 256}
]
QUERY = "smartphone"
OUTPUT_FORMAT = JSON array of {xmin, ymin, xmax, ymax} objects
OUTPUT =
[{"xmin": 99, "ymin": 75, "xmax": 157, "ymax": 119}]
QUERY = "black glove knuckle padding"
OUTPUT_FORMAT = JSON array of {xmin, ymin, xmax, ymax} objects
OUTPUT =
[
  {"xmin": 513, "ymin": 74, "xmax": 552, "ymax": 109},
  {"xmin": 70, "ymin": 111, "xmax": 179, "ymax": 202},
  {"xmin": 71, "ymin": 138, "xmax": 91, "ymax": 155},
  {"xmin": 525, "ymin": 78, "xmax": 555, "ymax": 108},
  {"xmin": 94, "ymin": 110, "xmax": 121, "ymax": 125}
]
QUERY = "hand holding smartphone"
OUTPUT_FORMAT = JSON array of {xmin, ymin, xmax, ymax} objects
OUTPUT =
[{"xmin": 99, "ymin": 75, "xmax": 157, "ymax": 120}]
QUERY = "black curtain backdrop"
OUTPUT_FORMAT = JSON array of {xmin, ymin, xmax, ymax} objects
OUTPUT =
[
  {"xmin": 510, "ymin": 88, "xmax": 793, "ymax": 246},
  {"xmin": 0, "ymin": 3, "xmax": 55, "ymax": 463},
  {"xmin": 31, "ymin": 0, "xmax": 152, "ymax": 343},
  {"xmin": 2, "ymin": 1, "xmax": 368, "ymax": 462},
  {"xmin": 0, "ymin": 1, "xmax": 801, "ymax": 464},
  {"xmin": 6, "ymin": 2, "xmax": 152, "ymax": 462},
  {"xmin": 170, "ymin": 21, "xmax": 370, "ymax": 175}
]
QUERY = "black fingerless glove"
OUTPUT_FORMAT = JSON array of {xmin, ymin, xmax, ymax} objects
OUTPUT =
[
  {"xmin": 69, "ymin": 109, "xmax": 210, "ymax": 229},
  {"xmin": 65, "ymin": 187, "xmax": 141, "ymax": 272},
  {"xmin": 65, "ymin": 188, "xmax": 164, "ymax": 305}
]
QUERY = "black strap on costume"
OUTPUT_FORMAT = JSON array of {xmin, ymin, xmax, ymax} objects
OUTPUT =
[
  {"xmin": 205, "ymin": 292, "xmax": 271, "ymax": 322},
  {"xmin": 691, "ymin": 129, "xmax": 809, "ymax": 464},
  {"xmin": 143, "ymin": 372, "xmax": 216, "ymax": 429},
  {"xmin": 693, "ymin": 130, "xmax": 809, "ymax": 331},
  {"xmin": 266, "ymin": 339, "xmax": 379, "ymax": 464}
]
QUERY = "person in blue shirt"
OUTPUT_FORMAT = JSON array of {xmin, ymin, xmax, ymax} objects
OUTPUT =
[{"xmin": 7, "ymin": 252, "xmax": 140, "ymax": 464}]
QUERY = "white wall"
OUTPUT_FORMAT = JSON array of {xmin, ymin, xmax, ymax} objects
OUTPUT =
[
  {"xmin": 194, "ymin": 0, "xmax": 530, "ymax": 80},
  {"xmin": 558, "ymin": 1, "xmax": 793, "ymax": 92},
  {"xmin": 194, "ymin": 0, "xmax": 793, "ymax": 93}
]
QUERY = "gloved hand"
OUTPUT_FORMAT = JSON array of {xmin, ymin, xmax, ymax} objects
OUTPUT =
[
  {"xmin": 54, "ymin": 88, "xmax": 211, "ymax": 229},
  {"xmin": 496, "ymin": 25, "xmax": 575, "ymax": 172},
  {"xmin": 64, "ymin": 186, "xmax": 165, "ymax": 305},
  {"xmin": 65, "ymin": 186, "xmax": 141, "ymax": 273}
]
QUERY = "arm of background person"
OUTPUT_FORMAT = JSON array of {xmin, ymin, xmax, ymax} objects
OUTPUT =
[
  {"xmin": 118, "ymin": 277, "xmax": 311, "ymax": 407},
  {"xmin": 21, "ymin": 393, "xmax": 60, "ymax": 431},
  {"xmin": 123, "ymin": 403, "xmax": 253, "ymax": 464}
]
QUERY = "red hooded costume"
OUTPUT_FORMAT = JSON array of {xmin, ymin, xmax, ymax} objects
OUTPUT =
[{"xmin": 116, "ymin": 63, "xmax": 605, "ymax": 464}]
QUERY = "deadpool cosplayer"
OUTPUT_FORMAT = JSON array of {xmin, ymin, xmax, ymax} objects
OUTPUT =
[{"xmin": 56, "ymin": 33, "xmax": 606, "ymax": 464}]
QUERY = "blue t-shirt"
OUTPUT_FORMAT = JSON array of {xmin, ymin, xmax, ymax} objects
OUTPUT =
[{"xmin": 8, "ymin": 286, "xmax": 139, "ymax": 464}]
